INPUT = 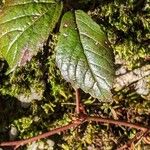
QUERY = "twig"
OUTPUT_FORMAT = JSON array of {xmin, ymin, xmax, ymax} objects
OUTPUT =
[
  {"xmin": 134, "ymin": 129, "xmax": 150, "ymax": 146},
  {"xmin": 87, "ymin": 116, "xmax": 149, "ymax": 132},
  {"xmin": 117, "ymin": 129, "xmax": 150, "ymax": 150},
  {"xmin": 75, "ymin": 89, "xmax": 80, "ymax": 114},
  {"xmin": 61, "ymin": 102, "xmax": 76, "ymax": 105},
  {"xmin": 117, "ymin": 131, "xmax": 144, "ymax": 150},
  {"xmin": 0, "ymin": 114, "xmax": 150, "ymax": 149},
  {"xmin": 0, "ymin": 120, "xmax": 84, "ymax": 149}
]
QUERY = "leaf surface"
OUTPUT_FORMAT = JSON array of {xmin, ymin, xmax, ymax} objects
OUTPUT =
[
  {"xmin": 56, "ymin": 10, "xmax": 115, "ymax": 101},
  {"xmin": 0, "ymin": 0, "xmax": 63, "ymax": 72}
]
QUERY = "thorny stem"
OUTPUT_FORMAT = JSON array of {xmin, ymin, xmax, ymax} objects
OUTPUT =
[
  {"xmin": 0, "ymin": 116, "xmax": 149, "ymax": 149},
  {"xmin": 87, "ymin": 116, "xmax": 149, "ymax": 132},
  {"xmin": 117, "ymin": 129, "xmax": 150, "ymax": 150},
  {"xmin": 0, "ymin": 121, "xmax": 84, "ymax": 149},
  {"xmin": 0, "ymin": 89, "xmax": 150, "ymax": 149}
]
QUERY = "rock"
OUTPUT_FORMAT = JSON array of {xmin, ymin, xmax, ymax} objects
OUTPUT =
[
  {"xmin": 114, "ymin": 64, "xmax": 150, "ymax": 98},
  {"xmin": 9, "ymin": 126, "xmax": 18, "ymax": 140}
]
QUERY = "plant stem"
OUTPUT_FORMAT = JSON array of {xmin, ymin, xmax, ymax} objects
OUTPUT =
[
  {"xmin": 117, "ymin": 129, "xmax": 150, "ymax": 150},
  {"xmin": 0, "ymin": 121, "xmax": 83, "ymax": 149},
  {"xmin": 1, "ymin": 115, "xmax": 149, "ymax": 149},
  {"xmin": 75, "ymin": 88, "xmax": 80, "ymax": 114},
  {"xmin": 87, "ymin": 116, "xmax": 149, "ymax": 131}
]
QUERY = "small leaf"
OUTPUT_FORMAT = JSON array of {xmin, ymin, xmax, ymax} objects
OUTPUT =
[
  {"xmin": 56, "ymin": 10, "xmax": 115, "ymax": 101},
  {"xmin": 0, "ymin": 0, "xmax": 63, "ymax": 72}
]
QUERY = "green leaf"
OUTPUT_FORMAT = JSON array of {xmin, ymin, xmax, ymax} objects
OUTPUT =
[
  {"xmin": 0, "ymin": 0, "xmax": 63, "ymax": 72},
  {"xmin": 56, "ymin": 10, "xmax": 115, "ymax": 101}
]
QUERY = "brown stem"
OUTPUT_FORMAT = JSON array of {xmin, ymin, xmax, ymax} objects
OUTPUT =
[
  {"xmin": 117, "ymin": 129, "xmax": 150, "ymax": 150},
  {"xmin": 0, "ymin": 121, "xmax": 84, "ymax": 149},
  {"xmin": 75, "ymin": 89, "xmax": 80, "ymax": 114},
  {"xmin": 117, "ymin": 131, "xmax": 144, "ymax": 150},
  {"xmin": 1, "ymin": 116, "xmax": 149, "ymax": 149},
  {"xmin": 87, "ymin": 116, "xmax": 149, "ymax": 132}
]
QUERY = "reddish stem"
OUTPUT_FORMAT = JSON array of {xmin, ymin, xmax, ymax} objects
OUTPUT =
[
  {"xmin": 117, "ymin": 129, "xmax": 150, "ymax": 150},
  {"xmin": 87, "ymin": 116, "xmax": 149, "ymax": 132},
  {"xmin": 0, "ymin": 121, "xmax": 84, "ymax": 149},
  {"xmin": 0, "ymin": 113, "xmax": 150, "ymax": 149},
  {"xmin": 75, "ymin": 89, "xmax": 80, "ymax": 114}
]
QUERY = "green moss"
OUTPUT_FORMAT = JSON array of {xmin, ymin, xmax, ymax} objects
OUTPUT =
[
  {"xmin": 90, "ymin": 0, "xmax": 150, "ymax": 69},
  {"xmin": 0, "ymin": 1, "xmax": 150, "ymax": 149}
]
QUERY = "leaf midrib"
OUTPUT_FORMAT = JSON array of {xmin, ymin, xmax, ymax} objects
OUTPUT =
[
  {"xmin": 76, "ymin": 18, "xmax": 110, "ymax": 53},
  {"xmin": 6, "ymin": 4, "xmax": 57, "ymax": 65},
  {"xmin": 7, "ymin": 10, "xmax": 49, "ymax": 54},
  {"xmin": 74, "ymin": 14, "xmax": 106, "ymax": 99}
]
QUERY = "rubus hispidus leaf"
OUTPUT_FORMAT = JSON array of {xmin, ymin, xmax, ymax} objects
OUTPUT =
[
  {"xmin": 56, "ymin": 10, "xmax": 115, "ymax": 101},
  {"xmin": 0, "ymin": 0, "xmax": 63, "ymax": 72}
]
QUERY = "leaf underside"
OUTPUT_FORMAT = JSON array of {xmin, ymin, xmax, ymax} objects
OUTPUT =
[
  {"xmin": 56, "ymin": 10, "xmax": 115, "ymax": 101},
  {"xmin": 0, "ymin": 0, "xmax": 63, "ymax": 72}
]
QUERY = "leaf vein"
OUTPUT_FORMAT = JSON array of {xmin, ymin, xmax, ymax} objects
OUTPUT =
[
  {"xmin": 0, "ymin": 29, "xmax": 22, "ymax": 39},
  {"xmin": 0, "ymin": 14, "xmax": 40, "ymax": 25},
  {"xmin": 75, "ymin": 18, "xmax": 106, "ymax": 99},
  {"xmin": 80, "ymin": 32, "xmax": 110, "ymax": 54},
  {"xmin": 93, "ymin": 72, "xmax": 111, "ymax": 88},
  {"xmin": 7, "ymin": 8, "xmax": 55, "ymax": 64},
  {"xmin": 84, "ymin": 47, "xmax": 114, "ymax": 68},
  {"xmin": 6, "ymin": 1, "xmax": 55, "ymax": 7},
  {"xmin": 90, "ymin": 62, "xmax": 114, "ymax": 76}
]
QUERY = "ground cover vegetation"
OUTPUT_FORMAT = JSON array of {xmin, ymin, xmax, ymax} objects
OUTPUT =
[{"xmin": 0, "ymin": 0, "xmax": 150, "ymax": 149}]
